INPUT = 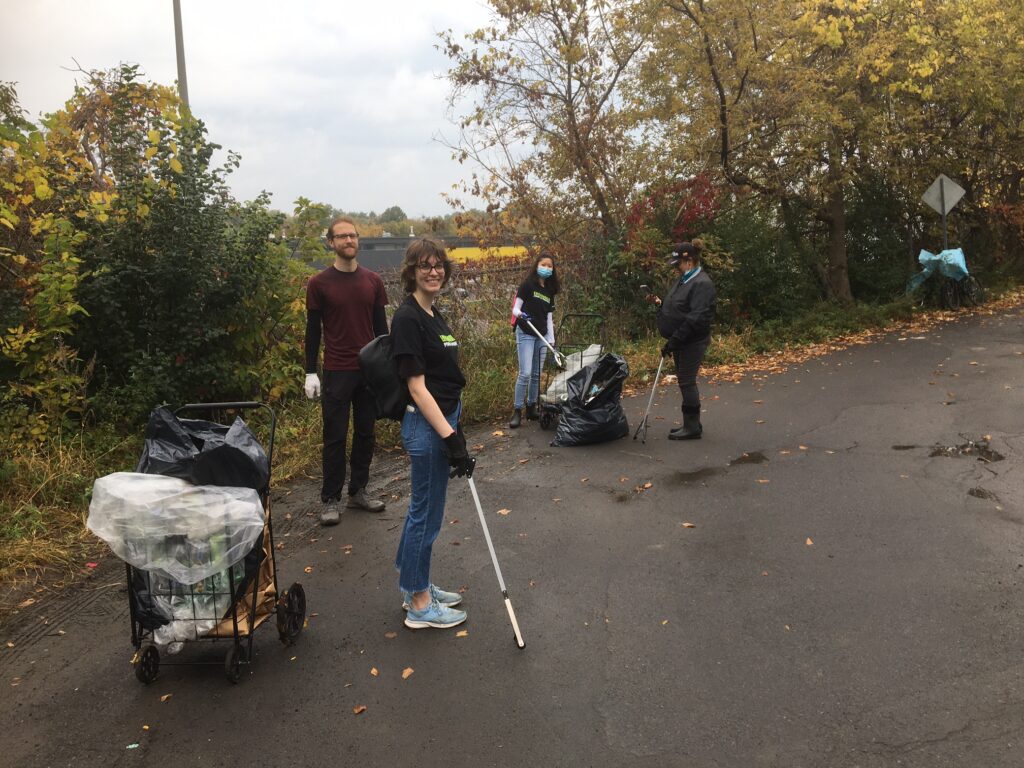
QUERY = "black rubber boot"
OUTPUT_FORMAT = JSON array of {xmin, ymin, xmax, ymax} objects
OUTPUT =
[
  {"xmin": 508, "ymin": 408, "xmax": 522, "ymax": 429},
  {"xmin": 525, "ymin": 403, "xmax": 539, "ymax": 421},
  {"xmin": 669, "ymin": 408, "xmax": 702, "ymax": 440}
]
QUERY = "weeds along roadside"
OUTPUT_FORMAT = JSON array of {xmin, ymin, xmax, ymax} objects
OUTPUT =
[{"xmin": 2, "ymin": 280, "xmax": 1021, "ymax": 594}]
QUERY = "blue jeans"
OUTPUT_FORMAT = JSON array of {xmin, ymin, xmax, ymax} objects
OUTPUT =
[
  {"xmin": 514, "ymin": 327, "xmax": 549, "ymax": 409},
  {"xmin": 395, "ymin": 403, "xmax": 460, "ymax": 594}
]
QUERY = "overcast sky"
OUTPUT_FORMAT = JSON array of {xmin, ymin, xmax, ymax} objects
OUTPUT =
[{"xmin": 1, "ymin": 0, "xmax": 491, "ymax": 216}]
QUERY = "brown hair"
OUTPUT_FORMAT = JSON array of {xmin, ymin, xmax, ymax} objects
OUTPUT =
[
  {"xmin": 400, "ymin": 238, "xmax": 452, "ymax": 293},
  {"xmin": 327, "ymin": 216, "xmax": 358, "ymax": 239}
]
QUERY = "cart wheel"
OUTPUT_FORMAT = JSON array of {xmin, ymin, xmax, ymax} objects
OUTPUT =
[
  {"xmin": 276, "ymin": 582, "xmax": 306, "ymax": 645},
  {"xmin": 224, "ymin": 644, "xmax": 244, "ymax": 684},
  {"xmin": 539, "ymin": 412, "xmax": 552, "ymax": 430},
  {"xmin": 940, "ymin": 279, "xmax": 959, "ymax": 310},
  {"xmin": 134, "ymin": 645, "xmax": 160, "ymax": 684}
]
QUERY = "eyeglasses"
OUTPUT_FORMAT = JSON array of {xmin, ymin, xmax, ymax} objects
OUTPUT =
[
  {"xmin": 331, "ymin": 233, "xmax": 358, "ymax": 240},
  {"xmin": 416, "ymin": 262, "xmax": 447, "ymax": 273}
]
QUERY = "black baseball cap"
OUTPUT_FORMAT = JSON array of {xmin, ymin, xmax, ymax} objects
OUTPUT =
[{"xmin": 666, "ymin": 242, "xmax": 699, "ymax": 266}]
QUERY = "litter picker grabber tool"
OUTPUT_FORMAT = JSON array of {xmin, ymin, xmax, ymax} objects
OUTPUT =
[
  {"xmin": 523, "ymin": 318, "xmax": 565, "ymax": 369},
  {"xmin": 633, "ymin": 356, "xmax": 666, "ymax": 443},
  {"xmin": 464, "ymin": 465, "xmax": 526, "ymax": 649}
]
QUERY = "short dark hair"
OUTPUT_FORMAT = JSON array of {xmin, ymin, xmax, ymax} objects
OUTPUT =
[
  {"xmin": 327, "ymin": 216, "xmax": 358, "ymax": 239},
  {"xmin": 401, "ymin": 238, "xmax": 453, "ymax": 293}
]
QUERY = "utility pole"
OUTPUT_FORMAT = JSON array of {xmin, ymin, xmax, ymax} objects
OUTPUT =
[{"xmin": 173, "ymin": 0, "xmax": 190, "ymax": 108}]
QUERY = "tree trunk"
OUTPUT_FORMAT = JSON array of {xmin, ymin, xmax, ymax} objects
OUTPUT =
[{"xmin": 823, "ymin": 185, "xmax": 854, "ymax": 305}]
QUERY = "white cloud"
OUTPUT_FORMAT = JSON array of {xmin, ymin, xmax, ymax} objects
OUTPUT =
[{"xmin": 0, "ymin": 0, "xmax": 493, "ymax": 214}]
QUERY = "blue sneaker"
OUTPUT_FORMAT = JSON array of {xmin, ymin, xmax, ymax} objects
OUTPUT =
[
  {"xmin": 401, "ymin": 584, "xmax": 462, "ymax": 611},
  {"xmin": 404, "ymin": 598, "xmax": 467, "ymax": 630}
]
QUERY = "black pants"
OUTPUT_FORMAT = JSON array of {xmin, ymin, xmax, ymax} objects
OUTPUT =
[
  {"xmin": 321, "ymin": 370, "xmax": 376, "ymax": 502},
  {"xmin": 673, "ymin": 337, "xmax": 710, "ymax": 414}
]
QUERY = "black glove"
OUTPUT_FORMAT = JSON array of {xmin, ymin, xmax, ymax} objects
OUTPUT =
[
  {"xmin": 660, "ymin": 342, "xmax": 678, "ymax": 358},
  {"xmin": 443, "ymin": 427, "xmax": 475, "ymax": 478}
]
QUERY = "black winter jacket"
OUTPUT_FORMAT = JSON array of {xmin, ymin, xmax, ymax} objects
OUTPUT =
[{"xmin": 656, "ymin": 268, "xmax": 716, "ymax": 348}]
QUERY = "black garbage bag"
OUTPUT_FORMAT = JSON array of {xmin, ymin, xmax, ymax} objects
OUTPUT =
[
  {"xmin": 551, "ymin": 353, "xmax": 630, "ymax": 447},
  {"xmin": 135, "ymin": 406, "xmax": 270, "ymax": 491}
]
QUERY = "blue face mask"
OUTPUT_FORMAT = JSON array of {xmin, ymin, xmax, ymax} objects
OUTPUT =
[{"xmin": 537, "ymin": 266, "xmax": 553, "ymax": 279}]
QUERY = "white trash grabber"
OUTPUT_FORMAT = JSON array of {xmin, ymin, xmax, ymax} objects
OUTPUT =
[
  {"xmin": 466, "ymin": 469, "xmax": 526, "ymax": 649},
  {"xmin": 523, "ymin": 318, "xmax": 565, "ymax": 369},
  {"xmin": 633, "ymin": 355, "xmax": 666, "ymax": 444}
]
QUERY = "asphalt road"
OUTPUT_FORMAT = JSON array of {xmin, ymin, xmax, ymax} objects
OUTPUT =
[{"xmin": 2, "ymin": 307, "xmax": 1022, "ymax": 768}]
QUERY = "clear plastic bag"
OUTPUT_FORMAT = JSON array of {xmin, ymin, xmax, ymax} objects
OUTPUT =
[
  {"xmin": 87, "ymin": 472, "xmax": 265, "ymax": 585},
  {"xmin": 542, "ymin": 343, "xmax": 603, "ymax": 404}
]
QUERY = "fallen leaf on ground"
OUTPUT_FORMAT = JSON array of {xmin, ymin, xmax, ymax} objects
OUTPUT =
[
  {"xmin": 492, "ymin": 430, "xmax": 505, "ymax": 437},
  {"xmin": 304, "ymin": 566, "xmax": 314, "ymax": 574},
  {"xmin": 753, "ymin": 400, "xmax": 763, "ymax": 404},
  {"xmin": 805, "ymin": 538, "xmax": 814, "ymax": 546},
  {"xmin": 762, "ymin": 571, "xmax": 769, "ymax": 576},
  {"xmin": 552, "ymin": 497, "xmax": 562, "ymax": 502},
  {"xmin": 497, "ymin": 508, "xmax": 511, "ymax": 516},
  {"xmin": 86, "ymin": 562, "xmax": 98, "ymax": 569},
  {"xmin": 681, "ymin": 522, "xmax": 696, "ymax": 528},
  {"xmin": 643, "ymin": 482, "xmax": 652, "ymax": 489},
  {"xmin": 778, "ymin": 449, "xmax": 791, "ymax": 455},
  {"xmin": 661, "ymin": 619, "xmax": 669, "ymax": 625},
  {"xmin": 756, "ymin": 479, "xmax": 770, "ymax": 484},
  {"xmin": 799, "ymin": 445, "xmax": 809, "ymax": 451},
  {"xmin": 969, "ymin": 361, "xmax": 978, "ymax": 365},
  {"xmin": 353, "ymin": 705, "xmax": 367, "ymax": 715},
  {"xmin": 472, "ymin": 444, "xmax": 484, "ymax": 450},
  {"xmin": 370, "ymin": 667, "xmax": 379, "ymax": 677},
  {"xmin": 825, "ymin": 450, "xmax": 835, "ymax": 454},
  {"xmin": 619, "ymin": 476, "xmax": 628, "ymax": 483},
  {"xmin": 384, "ymin": 631, "xmax": 397, "ymax": 639},
  {"xmin": 518, "ymin": 458, "xmax": 529, "ymax": 464},
  {"xmin": 455, "ymin": 630, "xmax": 469, "ymax": 638},
  {"xmin": 580, "ymin": 477, "xmax": 588, "ymax": 483},
  {"xmin": 160, "ymin": 694, "xmax": 172, "ymax": 702},
  {"xmin": 402, "ymin": 667, "xmax": 414, "ymax": 680},
  {"xmin": 755, "ymin": 419, "xmax": 766, "ymax": 424},
  {"xmin": 448, "ymin": 518, "xmax": 459, "ymax": 525},
  {"xmin": 16, "ymin": 598, "xmax": 34, "ymax": 609},
  {"xmin": 785, "ymin": 625, "xmax": 792, "ymax": 631}
]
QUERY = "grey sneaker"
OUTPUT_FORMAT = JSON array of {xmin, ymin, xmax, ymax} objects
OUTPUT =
[
  {"xmin": 319, "ymin": 500, "xmax": 341, "ymax": 526},
  {"xmin": 346, "ymin": 488, "xmax": 385, "ymax": 513},
  {"xmin": 404, "ymin": 598, "xmax": 467, "ymax": 630},
  {"xmin": 402, "ymin": 584, "xmax": 463, "ymax": 611}
]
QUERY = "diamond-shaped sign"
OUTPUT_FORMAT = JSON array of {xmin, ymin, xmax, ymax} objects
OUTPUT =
[{"xmin": 922, "ymin": 174, "xmax": 965, "ymax": 215}]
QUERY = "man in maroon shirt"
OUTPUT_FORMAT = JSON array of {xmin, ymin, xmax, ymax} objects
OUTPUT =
[{"xmin": 304, "ymin": 216, "xmax": 389, "ymax": 525}]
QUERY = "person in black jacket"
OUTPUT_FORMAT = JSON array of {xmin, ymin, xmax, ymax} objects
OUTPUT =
[{"xmin": 650, "ymin": 240, "xmax": 716, "ymax": 440}]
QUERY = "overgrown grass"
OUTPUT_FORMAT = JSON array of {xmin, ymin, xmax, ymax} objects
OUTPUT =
[{"xmin": 2, "ymin": 287, "xmax": 1019, "ymax": 592}]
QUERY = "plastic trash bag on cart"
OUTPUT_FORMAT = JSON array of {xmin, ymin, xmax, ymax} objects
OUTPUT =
[
  {"xmin": 135, "ymin": 406, "xmax": 270, "ymax": 491},
  {"xmin": 87, "ymin": 472, "xmax": 265, "ymax": 585},
  {"xmin": 551, "ymin": 353, "xmax": 630, "ymax": 447},
  {"xmin": 541, "ymin": 343, "xmax": 604, "ymax": 405}
]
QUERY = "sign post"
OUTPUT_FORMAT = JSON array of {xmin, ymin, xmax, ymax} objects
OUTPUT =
[{"xmin": 921, "ymin": 174, "xmax": 965, "ymax": 250}]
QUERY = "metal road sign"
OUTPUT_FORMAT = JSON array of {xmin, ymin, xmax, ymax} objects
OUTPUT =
[{"xmin": 922, "ymin": 174, "xmax": 965, "ymax": 216}]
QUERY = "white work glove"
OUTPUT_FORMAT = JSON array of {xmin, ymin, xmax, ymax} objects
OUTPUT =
[{"xmin": 304, "ymin": 373, "xmax": 321, "ymax": 400}]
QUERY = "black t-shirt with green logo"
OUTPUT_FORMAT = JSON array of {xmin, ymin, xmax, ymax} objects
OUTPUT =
[
  {"xmin": 515, "ymin": 277, "xmax": 557, "ymax": 336},
  {"xmin": 392, "ymin": 295, "xmax": 466, "ymax": 416}
]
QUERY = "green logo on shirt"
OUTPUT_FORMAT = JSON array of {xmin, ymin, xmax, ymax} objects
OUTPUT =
[
  {"xmin": 532, "ymin": 290, "xmax": 551, "ymax": 304},
  {"xmin": 440, "ymin": 333, "xmax": 458, "ymax": 348}
]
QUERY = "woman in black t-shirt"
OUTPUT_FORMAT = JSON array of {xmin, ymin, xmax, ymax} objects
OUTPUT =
[
  {"xmin": 508, "ymin": 252, "xmax": 560, "ymax": 428},
  {"xmin": 390, "ymin": 238, "xmax": 474, "ymax": 631}
]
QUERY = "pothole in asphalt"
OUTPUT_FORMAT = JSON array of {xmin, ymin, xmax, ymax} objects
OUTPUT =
[
  {"xmin": 929, "ymin": 439, "xmax": 1004, "ymax": 463},
  {"xmin": 891, "ymin": 445, "xmax": 918, "ymax": 451},
  {"xmin": 729, "ymin": 451, "xmax": 768, "ymax": 466},
  {"xmin": 968, "ymin": 487, "xmax": 1000, "ymax": 501},
  {"xmin": 672, "ymin": 467, "xmax": 726, "ymax": 484}
]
